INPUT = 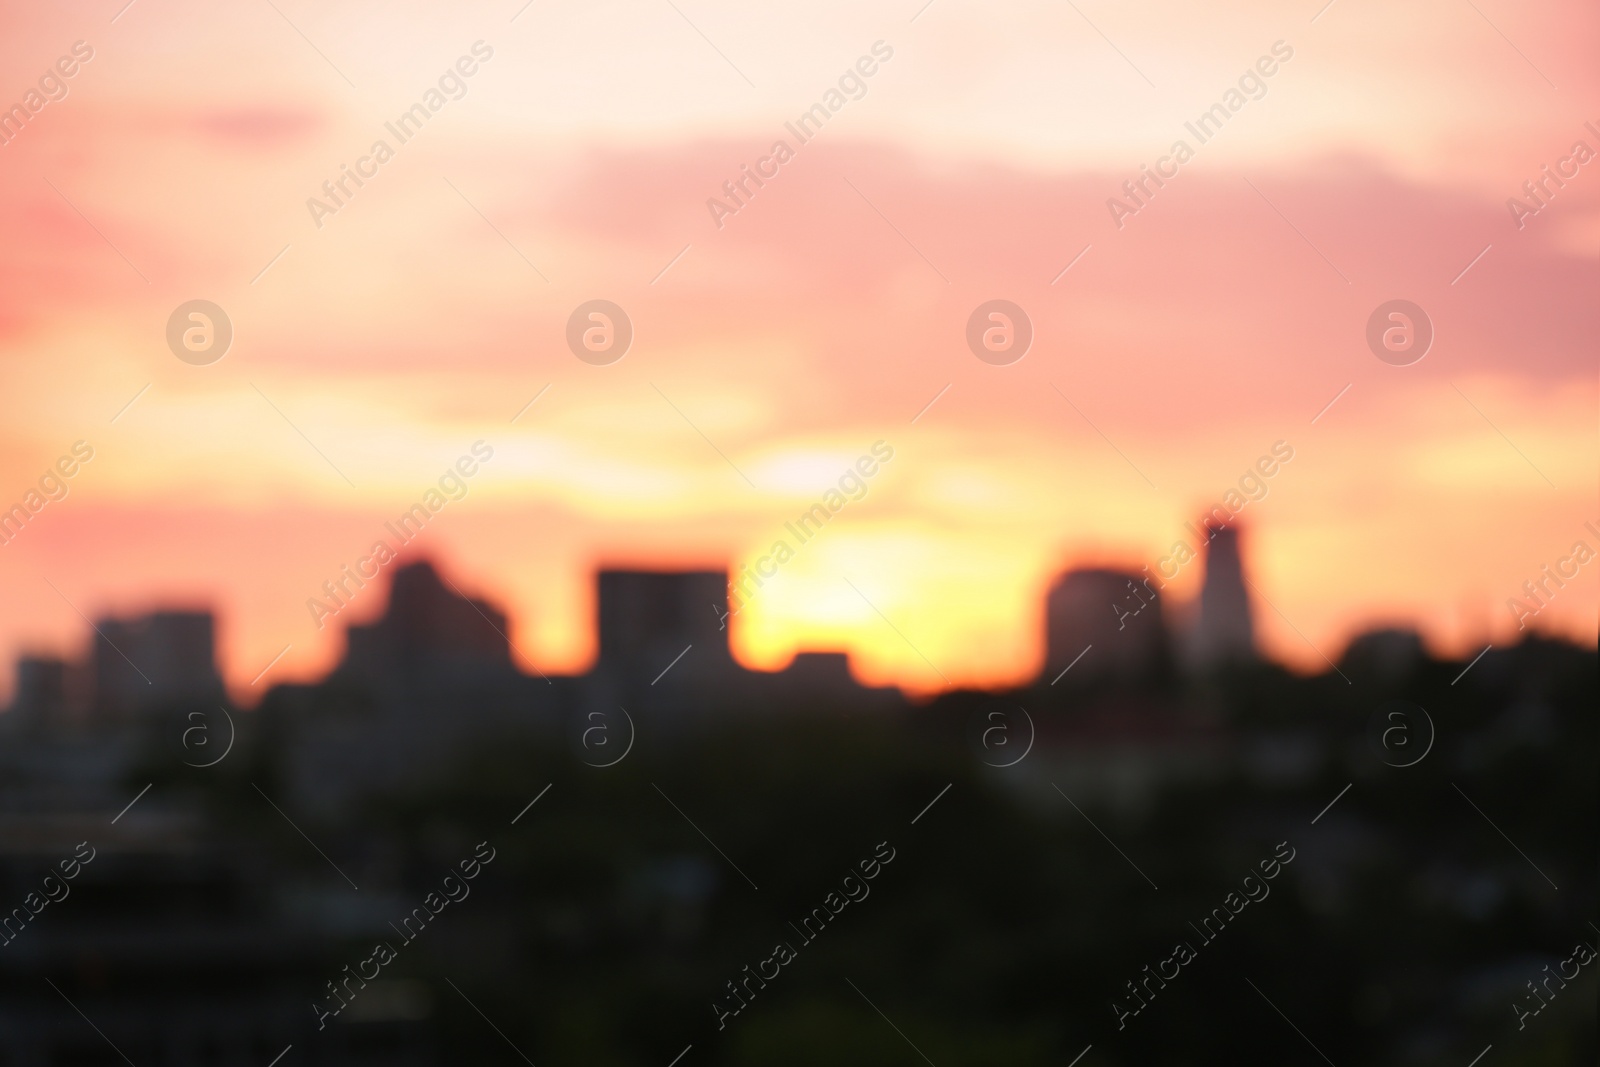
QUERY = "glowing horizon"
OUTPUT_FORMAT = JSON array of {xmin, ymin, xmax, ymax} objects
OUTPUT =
[{"xmin": 0, "ymin": 0, "xmax": 1595, "ymax": 702}]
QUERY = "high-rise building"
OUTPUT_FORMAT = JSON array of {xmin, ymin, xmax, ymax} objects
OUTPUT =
[
  {"xmin": 340, "ymin": 560, "xmax": 511, "ymax": 680},
  {"xmin": 1043, "ymin": 567, "xmax": 1167, "ymax": 683},
  {"xmin": 1189, "ymin": 522, "xmax": 1256, "ymax": 668},
  {"xmin": 596, "ymin": 569, "xmax": 733, "ymax": 680},
  {"xmin": 91, "ymin": 610, "xmax": 225, "ymax": 717}
]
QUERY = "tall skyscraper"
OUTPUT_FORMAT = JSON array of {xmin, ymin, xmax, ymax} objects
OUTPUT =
[{"xmin": 1189, "ymin": 522, "xmax": 1256, "ymax": 668}]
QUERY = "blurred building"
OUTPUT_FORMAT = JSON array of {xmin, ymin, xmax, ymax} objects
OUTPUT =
[
  {"xmin": 92, "ymin": 610, "xmax": 225, "ymax": 718},
  {"xmin": 778, "ymin": 651, "xmax": 856, "ymax": 691},
  {"xmin": 767, "ymin": 651, "xmax": 900, "ymax": 710},
  {"xmin": 1339, "ymin": 626, "xmax": 1428, "ymax": 684},
  {"xmin": 339, "ymin": 560, "xmax": 511, "ymax": 684},
  {"xmin": 1042, "ymin": 568, "xmax": 1168, "ymax": 684},
  {"xmin": 596, "ymin": 569, "xmax": 735, "ymax": 681},
  {"xmin": 1188, "ymin": 523, "xmax": 1256, "ymax": 669},
  {"xmin": 5, "ymin": 654, "xmax": 71, "ymax": 732},
  {"xmin": 283, "ymin": 560, "xmax": 549, "ymax": 815}
]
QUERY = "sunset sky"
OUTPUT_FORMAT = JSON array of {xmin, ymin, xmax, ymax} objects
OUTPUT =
[{"xmin": 0, "ymin": 0, "xmax": 1595, "ymax": 701}]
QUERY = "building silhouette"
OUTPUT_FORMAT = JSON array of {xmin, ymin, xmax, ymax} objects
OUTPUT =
[
  {"xmin": 596, "ymin": 569, "xmax": 735, "ymax": 683},
  {"xmin": 277, "ymin": 560, "xmax": 543, "ymax": 814},
  {"xmin": 339, "ymin": 560, "xmax": 511, "ymax": 686},
  {"xmin": 91, "ymin": 610, "xmax": 225, "ymax": 719},
  {"xmin": 5, "ymin": 654, "xmax": 71, "ymax": 731},
  {"xmin": 0, "ymin": 525, "xmax": 1589, "ymax": 1067},
  {"xmin": 1339, "ymin": 625, "xmax": 1427, "ymax": 683},
  {"xmin": 1042, "ymin": 568, "xmax": 1168, "ymax": 684},
  {"xmin": 1188, "ymin": 523, "xmax": 1256, "ymax": 669}
]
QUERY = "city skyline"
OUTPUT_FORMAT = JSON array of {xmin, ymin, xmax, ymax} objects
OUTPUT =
[
  {"xmin": 1, "ymin": 0, "xmax": 1594, "ymax": 699},
  {"xmin": 0, "ymin": 5, "xmax": 1593, "ymax": 1064},
  {"xmin": 5, "ymin": 516, "xmax": 1567, "ymax": 712}
]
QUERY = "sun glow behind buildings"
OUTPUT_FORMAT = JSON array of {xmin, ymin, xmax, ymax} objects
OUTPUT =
[{"xmin": 0, "ymin": 0, "xmax": 1594, "ymax": 701}]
